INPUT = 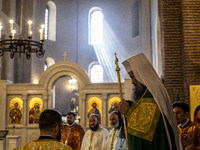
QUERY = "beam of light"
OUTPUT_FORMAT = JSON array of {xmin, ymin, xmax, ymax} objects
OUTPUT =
[
  {"xmin": 91, "ymin": 64, "xmax": 103, "ymax": 83},
  {"xmin": 93, "ymin": 20, "xmax": 129, "ymax": 82},
  {"xmin": 93, "ymin": 45, "xmax": 117, "ymax": 82}
]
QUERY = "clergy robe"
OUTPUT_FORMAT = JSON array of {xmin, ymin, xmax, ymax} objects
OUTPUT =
[
  {"xmin": 114, "ymin": 127, "xmax": 127, "ymax": 150},
  {"xmin": 178, "ymin": 121, "xmax": 200, "ymax": 149},
  {"xmin": 14, "ymin": 136, "xmax": 73, "ymax": 150},
  {"xmin": 126, "ymin": 89, "xmax": 177, "ymax": 150},
  {"xmin": 105, "ymin": 128, "xmax": 119, "ymax": 150},
  {"xmin": 81, "ymin": 126, "xmax": 109, "ymax": 150},
  {"xmin": 122, "ymin": 53, "xmax": 182, "ymax": 150},
  {"xmin": 61, "ymin": 123, "xmax": 85, "ymax": 150}
]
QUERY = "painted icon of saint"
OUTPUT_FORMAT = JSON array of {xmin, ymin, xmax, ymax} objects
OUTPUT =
[
  {"xmin": 88, "ymin": 102, "xmax": 101, "ymax": 123},
  {"xmin": 29, "ymin": 103, "xmax": 40, "ymax": 124},
  {"xmin": 10, "ymin": 103, "xmax": 22, "ymax": 124}
]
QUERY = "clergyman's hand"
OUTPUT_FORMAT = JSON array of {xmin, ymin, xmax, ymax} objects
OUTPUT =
[{"xmin": 119, "ymin": 99, "xmax": 130, "ymax": 115}]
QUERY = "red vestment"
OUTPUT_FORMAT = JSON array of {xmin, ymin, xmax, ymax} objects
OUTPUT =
[
  {"xmin": 178, "ymin": 121, "xmax": 200, "ymax": 149},
  {"xmin": 61, "ymin": 123, "xmax": 85, "ymax": 150}
]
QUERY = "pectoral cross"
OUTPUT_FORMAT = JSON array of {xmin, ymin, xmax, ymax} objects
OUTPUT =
[
  {"xmin": 119, "ymin": 145, "xmax": 122, "ymax": 150},
  {"xmin": 89, "ymin": 132, "xmax": 94, "ymax": 150},
  {"xmin": 110, "ymin": 144, "xmax": 113, "ymax": 150},
  {"xmin": 88, "ymin": 145, "xmax": 92, "ymax": 150}
]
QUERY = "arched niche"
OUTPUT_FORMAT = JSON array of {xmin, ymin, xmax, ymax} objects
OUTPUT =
[
  {"xmin": 39, "ymin": 61, "xmax": 91, "ymax": 124},
  {"xmin": 108, "ymin": 97, "xmax": 120, "ymax": 124},
  {"xmin": 29, "ymin": 97, "xmax": 43, "ymax": 124},
  {"xmin": 87, "ymin": 97, "xmax": 102, "ymax": 124}
]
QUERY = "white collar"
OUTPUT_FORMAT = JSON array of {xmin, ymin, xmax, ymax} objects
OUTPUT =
[{"xmin": 179, "ymin": 119, "xmax": 189, "ymax": 128}]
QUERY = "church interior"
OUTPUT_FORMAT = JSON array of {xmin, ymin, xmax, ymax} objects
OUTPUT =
[{"xmin": 0, "ymin": 0, "xmax": 200, "ymax": 149}]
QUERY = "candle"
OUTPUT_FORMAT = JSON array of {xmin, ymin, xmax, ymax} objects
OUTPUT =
[
  {"xmin": 39, "ymin": 29, "xmax": 43, "ymax": 41},
  {"xmin": 41, "ymin": 24, "xmax": 44, "ymax": 40},
  {"xmin": 12, "ymin": 30, "xmax": 16, "ymax": 42},
  {"xmin": 9, "ymin": 20, "xmax": 14, "ymax": 36},
  {"xmin": 28, "ymin": 21, "xmax": 32, "ymax": 37}
]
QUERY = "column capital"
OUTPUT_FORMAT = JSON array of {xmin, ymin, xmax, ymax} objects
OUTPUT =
[
  {"xmin": 102, "ymin": 93, "xmax": 108, "ymax": 101},
  {"xmin": 22, "ymin": 94, "xmax": 27, "ymax": 101}
]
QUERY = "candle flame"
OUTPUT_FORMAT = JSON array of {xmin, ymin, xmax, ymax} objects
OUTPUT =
[
  {"xmin": 28, "ymin": 20, "xmax": 32, "ymax": 25},
  {"xmin": 41, "ymin": 24, "xmax": 45, "ymax": 28},
  {"xmin": 9, "ymin": 20, "xmax": 14, "ymax": 24}
]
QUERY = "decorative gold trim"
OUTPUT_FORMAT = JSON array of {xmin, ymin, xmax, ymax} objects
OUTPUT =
[{"xmin": 127, "ymin": 90, "xmax": 160, "ymax": 141}]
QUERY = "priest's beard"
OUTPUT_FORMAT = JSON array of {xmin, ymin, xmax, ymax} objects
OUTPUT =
[
  {"xmin": 111, "ymin": 122, "xmax": 119, "ymax": 128},
  {"xmin": 89, "ymin": 123, "xmax": 99, "ymax": 131},
  {"xmin": 132, "ymin": 81, "xmax": 147, "ymax": 102}
]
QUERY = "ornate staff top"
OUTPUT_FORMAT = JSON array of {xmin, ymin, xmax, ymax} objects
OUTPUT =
[
  {"xmin": 115, "ymin": 52, "xmax": 129, "ymax": 150},
  {"xmin": 115, "ymin": 53, "xmax": 123, "ymax": 101}
]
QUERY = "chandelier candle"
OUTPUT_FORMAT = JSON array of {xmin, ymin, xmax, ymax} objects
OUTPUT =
[{"xmin": 9, "ymin": 20, "xmax": 14, "ymax": 36}]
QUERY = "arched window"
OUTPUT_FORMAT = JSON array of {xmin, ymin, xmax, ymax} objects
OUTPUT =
[
  {"xmin": 46, "ymin": 1, "xmax": 56, "ymax": 41},
  {"xmin": 88, "ymin": 7, "xmax": 104, "ymax": 45},
  {"xmin": 44, "ymin": 7, "xmax": 49, "ymax": 40},
  {"xmin": 44, "ymin": 57, "xmax": 55, "ymax": 71},
  {"xmin": 91, "ymin": 64, "xmax": 103, "ymax": 83},
  {"xmin": 44, "ymin": 61, "xmax": 47, "ymax": 71}
]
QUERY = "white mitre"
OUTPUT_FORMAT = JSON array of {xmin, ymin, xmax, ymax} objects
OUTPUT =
[{"xmin": 122, "ymin": 53, "xmax": 182, "ymax": 150}]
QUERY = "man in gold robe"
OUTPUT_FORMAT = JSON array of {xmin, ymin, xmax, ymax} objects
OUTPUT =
[
  {"xmin": 14, "ymin": 109, "xmax": 73, "ymax": 150},
  {"xmin": 119, "ymin": 53, "xmax": 182, "ymax": 150},
  {"xmin": 61, "ymin": 112, "xmax": 85, "ymax": 150},
  {"xmin": 173, "ymin": 101, "xmax": 200, "ymax": 150}
]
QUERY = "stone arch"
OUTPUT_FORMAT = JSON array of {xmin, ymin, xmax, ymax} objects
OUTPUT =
[{"xmin": 39, "ymin": 61, "xmax": 90, "ymax": 109}]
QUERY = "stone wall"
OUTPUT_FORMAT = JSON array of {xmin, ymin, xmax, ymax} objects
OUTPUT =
[
  {"xmin": 181, "ymin": 0, "xmax": 200, "ymax": 103},
  {"xmin": 159, "ymin": 0, "xmax": 200, "ymax": 103}
]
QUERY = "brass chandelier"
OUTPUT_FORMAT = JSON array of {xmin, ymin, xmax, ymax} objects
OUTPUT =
[{"xmin": 0, "ymin": 0, "xmax": 45, "ymax": 59}]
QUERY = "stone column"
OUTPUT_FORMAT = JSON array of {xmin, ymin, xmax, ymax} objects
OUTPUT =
[
  {"xmin": 0, "ymin": 138, "xmax": 6, "ymax": 150},
  {"xmin": 21, "ymin": 94, "xmax": 27, "ymax": 146},
  {"xmin": 43, "ymin": 94, "xmax": 48, "ymax": 110},
  {"xmin": 6, "ymin": 135, "xmax": 21, "ymax": 150},
  {"xmin": 48, "ymin": 90, "xmax": 51, "ymax": 109},
  {"xmin": 21, "ymin": 127, "xmax": 27, "ymax": 147},
  {"xmin": 0, "ymin": 80, "xmax": 7, "ymax": 130},
  {"xmin": 81, "ymin": 98, "xmax": 86, "ymax": 127},
  {"xmin": 102, "ymin": 93, "xmax": 107, "ymax": 127},
  {"xmin": 79, "ymin": 92, "xmax": 86, "ymax": 127},
  {"xmin": 22, "ymin": 95, "xmax": 27, "ymax": 126}
]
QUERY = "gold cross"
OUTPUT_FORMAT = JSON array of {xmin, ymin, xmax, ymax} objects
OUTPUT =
[
  {"xmin": 62, "ymin": 51, "xmax": 68, "ymax": 61},
  {"xmin": 88, "ymin": 145, "xmax": 92, "ymax": 150},
  {"xmin": 119, "ymin": 145, "xmax": 122, "ymax": 150},
  {"xmin": 110, "ymin": 145, "xmax": 113, "ymax": 150}
]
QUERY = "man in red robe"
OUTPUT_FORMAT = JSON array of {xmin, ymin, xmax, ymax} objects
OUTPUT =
[
  {"xmin": 61, "ymin": 112, "xmax": 85, "ymax": 150},
  {"xmin": 173, "ymin": 101, "xmax": 200, "ymax": 150}
]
